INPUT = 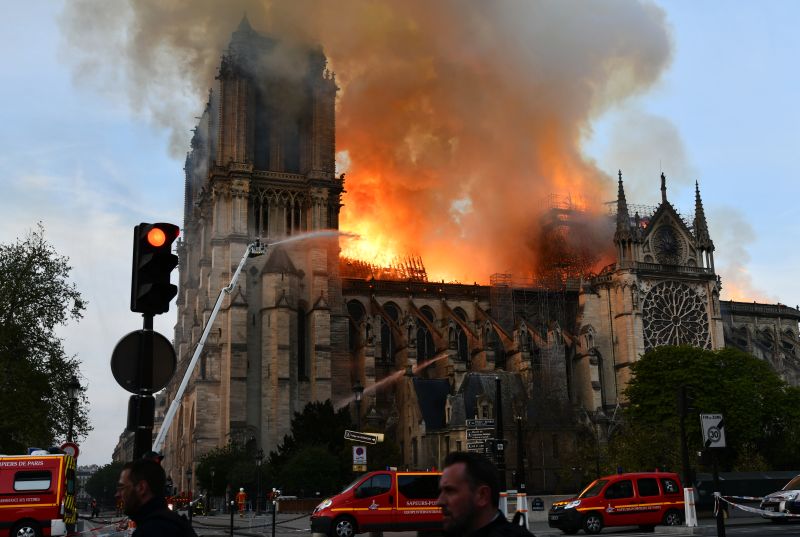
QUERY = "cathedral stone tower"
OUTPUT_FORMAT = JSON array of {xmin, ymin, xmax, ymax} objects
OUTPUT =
[
  {"xmin": 164, "ymin": 18, "xmax": 346, "ymax": 487},
  {"xmin": 575, "ymin": 172, "xmax": 724, "ymax": 414}
]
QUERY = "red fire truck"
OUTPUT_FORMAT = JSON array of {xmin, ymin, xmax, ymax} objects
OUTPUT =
[{"xmin": 0, "ymin": 451, "xmax": 77, "ymax": 537}]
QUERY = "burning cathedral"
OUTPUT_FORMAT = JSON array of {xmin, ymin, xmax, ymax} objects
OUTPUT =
[{"xmin": 138, "ymin": 20, "xmax": 800, "ymax": 492}]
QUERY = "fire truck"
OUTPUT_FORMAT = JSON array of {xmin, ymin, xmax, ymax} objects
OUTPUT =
[{"xmin": 0, "ymin": 451, "xmax": 77, "ymax": 537}]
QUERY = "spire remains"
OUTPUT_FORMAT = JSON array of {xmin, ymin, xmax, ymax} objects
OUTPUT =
[{"xmin": 660, "ymin": 172, "xmax": 667, "ymax": 204}]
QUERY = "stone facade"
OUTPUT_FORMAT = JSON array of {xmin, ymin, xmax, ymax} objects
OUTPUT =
[{"xmin": 155, "ymin": 21, "xmax": 800, "ymax": 494}]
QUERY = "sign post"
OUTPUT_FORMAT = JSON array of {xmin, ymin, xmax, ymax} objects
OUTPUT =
[
  {"xmin": 466, "ymin": 419, "xmax": 494, "ymax": 454},
  {"xmin": 701, "ymin": 414, "xmax": 726, "ymax": 537},
  {"xmin": 353, "ymin": 445, "xmax": 367, "ymax": 472}
]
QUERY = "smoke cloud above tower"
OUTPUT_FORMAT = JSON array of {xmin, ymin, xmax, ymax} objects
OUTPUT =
[{"xmin": 60, "ymin": 0, "xmax": 673, "ymax": 283}]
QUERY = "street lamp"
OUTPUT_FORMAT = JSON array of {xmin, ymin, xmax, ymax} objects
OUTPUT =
[
  {"xmin": 67, "ymin": 375, "xmax": 81, "ymax": 443},
  {"xmin": 352, "ymin": 381, "xmax": 364, "ymax": 431},
  {"xmin": 186, "ymin": 467, "xmax": 193, "ymax": 498},
  {"xmin": 255, "ymin": 449, "xmax": 264, "ymax": 515},
  {"xmin": 210, "ymin": 468, "xmax": 215, "ymax": 512}
]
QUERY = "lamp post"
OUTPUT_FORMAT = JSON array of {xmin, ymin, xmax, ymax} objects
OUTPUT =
[
  {"xmin": 210, "ymin": 468, "xmax": 215, "ymax": 512},
  {"xmin": 186, "ymin": 467, "xmax": 193, "ymax": 527},
  {"xmin": 67, "ymin": 375, "xmax": 81, "ymax": 443},
  {"xmin": 353, "ymin": 381, "xmax": 364, "ymax": 431},
  {"xmin": 256, "ymin": 449, "xmax": 264, "ymax": 515}
]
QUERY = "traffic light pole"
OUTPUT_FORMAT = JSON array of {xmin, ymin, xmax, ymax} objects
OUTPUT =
[
  {"xmin": 133, "ymin": 314, "xmax": 154, "ymax": 459},
  {"xmin": 152, "ymin": 241, "xmax": 267, "ymax": 452}
]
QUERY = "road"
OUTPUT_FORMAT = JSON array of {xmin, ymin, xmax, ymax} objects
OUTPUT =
[{"xmin": 79, "ymin": 512, "xmax": 800, "ymax": 537}]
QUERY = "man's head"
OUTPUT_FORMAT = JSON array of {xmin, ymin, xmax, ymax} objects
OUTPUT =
[
  {"xmin": 436, "ymin": 451, "xmax": 500, "ymax": 534},
  {"xmin": 115, "ymin": 459, "xmax": 166, "ymax": 516}
]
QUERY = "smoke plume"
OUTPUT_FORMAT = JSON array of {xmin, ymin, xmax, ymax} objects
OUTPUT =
[{"xmin": 59, "ymin": 0, "xmax": 673, "ymax": 283}]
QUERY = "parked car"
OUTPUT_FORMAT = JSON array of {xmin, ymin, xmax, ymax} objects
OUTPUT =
[
  {"xmin": 548, "ymin": 471, "xmax": 684, "ymax": 534},
  {"xmin": 760, "ymin": 474, "xmax": 800, "ymax": 521},
  {"xmin": 310, "ymin": 470, "xmax": 442, "ymax": 537}
]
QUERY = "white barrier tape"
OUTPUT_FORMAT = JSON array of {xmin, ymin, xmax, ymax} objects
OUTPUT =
[{"xmin": 716, "ymin": 492, "xmax": 800, "ymax": 518}]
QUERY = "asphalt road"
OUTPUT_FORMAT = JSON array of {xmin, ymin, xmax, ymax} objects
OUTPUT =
[{"xmin": 79, "ymin": 511, "xmax": 800, "ymax": 537}]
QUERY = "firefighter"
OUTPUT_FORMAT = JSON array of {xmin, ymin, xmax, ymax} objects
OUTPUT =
[
  {"xmin": 236, "ymin": 488, "xmax": 247, "ymax": 517},
  {"xmin": 91, "ymin": 498, "xmax": 99, "ymax": 518}
]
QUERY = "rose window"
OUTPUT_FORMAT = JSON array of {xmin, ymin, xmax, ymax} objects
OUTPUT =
[{"xmin": 642, "ymin": 281, "xmax": 710, "ymax": 353}]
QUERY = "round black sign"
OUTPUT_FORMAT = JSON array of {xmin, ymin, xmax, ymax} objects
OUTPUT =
[{"xmin": 110, "ymin": 330, "xmax": 177, "ymax": 393}]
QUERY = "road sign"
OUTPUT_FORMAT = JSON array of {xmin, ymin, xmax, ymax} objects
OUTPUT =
[
  {"xmin": 466, "ymin": 441, "xmax": 486, "ymax": 453},
  {"xmin": 353, "ymin": 445, "xmax": 367, "ymax": 465},
  {"xmin": 353, "ymin": 464, "xmax": 367, "ymax": 472},
  {"xmin": 700, "ymin": 413, "xmax": 726, "ymax": 448},
  {"xmin": 111, "ymin": 330, "xmax": 176, "ymax": 393},
  {"xmin": 60, "ymin": 442, "xmax": 79, "ymax": 459},
  {"xmin": 466, "ymin": 429, "xmax": 492, "ymax": 440},
  {"xmin": 466, "ymin": 418, "xmax": 495, "ymax": 428},
  {"xmin": 344, "ymin": 430, "xmax": 378, "ymax": 444}
]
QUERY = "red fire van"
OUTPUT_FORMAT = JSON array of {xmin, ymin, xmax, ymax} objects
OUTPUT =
[
  {"xmin": 0, "ymin": 452, "xmax": 77, "ymax": 537},
  {"xmin": 548, "ymin": 471, "xmax": 684, "ymax": 534},
  {"xmin": 310, "ymin": 470, "xmax": 442, "ymax": 537}
]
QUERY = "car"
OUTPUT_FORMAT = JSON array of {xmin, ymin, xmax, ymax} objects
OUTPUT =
[
  {"xmin": 310, "ymin": 470, "xmax": 442, "ymax": 537},
  {"xmin": 760, "ymin": 474, "xmax": 800, "ymax": 522},
  {"xmin": 548, "ymin": 471, "xmax": 684, "ymax": 535}
]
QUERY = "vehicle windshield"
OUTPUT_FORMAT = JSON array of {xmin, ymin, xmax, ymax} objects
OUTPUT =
[
  {"xmin": 578, "ymin": 479, "xmax": 608, "ymax": 499},
  {"xmin": 783, "ymin": 476, "xmax": 800, "ymax": 491},
  {"xmin": 340, "ymin": 474, "xmax": 368, "ymax": 494}
]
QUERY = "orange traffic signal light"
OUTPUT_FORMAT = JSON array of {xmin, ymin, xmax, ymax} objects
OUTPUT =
[{"xmin": 131, "ymin": 223, "xmax": 180, "ymax": 315}]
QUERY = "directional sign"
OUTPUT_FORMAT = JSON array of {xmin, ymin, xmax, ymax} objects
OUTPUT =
[
  {"xmin": 700, "ymin": 413, "xmax": 726, "ymax": 448},
  {"xmin": 467, "ymin": 441, "xmax": 486, "ymax": 453},
  {"xmin": 467, "ymin": 429, "xmax": 492, "ymax": 440},
  {"xmin": 466, "ymin": 419, "xmax": 495, "ymax": 429},
  {"xmin": 344, "ymin": 430, "xmax": 378, "ymax": 444}
]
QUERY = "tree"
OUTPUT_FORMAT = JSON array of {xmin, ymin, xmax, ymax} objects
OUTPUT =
[
  {"xmin": 611, "ymin": 345, "xmax": 800, "ymax": 473},
  {"xmin": 195, "ymin": 443, "xmax": 255, "ymax": 496},
  {"xmin": 0, "ymin": 225, "xmax": 89, "ymax": 452},
  {"xmin": 267, "ymin": 400, "xmax": 353, "ymax": 471},
  {"xmin": 85, "ymin": 461, "xmax": 124, "ymax": 508}
]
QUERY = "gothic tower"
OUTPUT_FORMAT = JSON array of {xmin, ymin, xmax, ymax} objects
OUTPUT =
[
  {"xmin": 575, "ymin": 173, "xmax": 724, "ymax": 414},
  {"xmin": 165, "ymin": 18, "xmax": 346, "ymax": 487}
]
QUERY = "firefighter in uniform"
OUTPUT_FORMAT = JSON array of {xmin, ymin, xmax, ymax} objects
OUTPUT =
[{"xmin": 236, "ymin": 488, "xmax": 247, "ymax": 517}]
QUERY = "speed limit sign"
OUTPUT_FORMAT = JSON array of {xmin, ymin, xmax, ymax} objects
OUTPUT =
[{"xmin": 700, "ymin": 414, "xmax": 726, "ymax": 448}]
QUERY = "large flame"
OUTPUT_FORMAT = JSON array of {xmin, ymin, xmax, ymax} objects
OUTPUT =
[{"xmin": 60, "ymin": 0, "xmax": 673, "ymax": 283}]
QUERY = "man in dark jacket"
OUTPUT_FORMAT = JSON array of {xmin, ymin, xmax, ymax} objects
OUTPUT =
[
  {"xmin": 437, "ymin": 451, "xmax": 535, "ymax": 537},
  {"xmin": 116, "ymin": 458, "xmax": 197, "ymax": 537}
]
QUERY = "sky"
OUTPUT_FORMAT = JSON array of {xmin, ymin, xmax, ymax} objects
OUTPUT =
[{"xmin": 2, "ymin": 1, "xmax": 799, "ymax": 466}]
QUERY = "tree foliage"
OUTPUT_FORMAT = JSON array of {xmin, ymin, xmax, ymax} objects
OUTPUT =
[
  {"xmin": 267, "ymin": 400, "xmax": 403, "ymax": 496},
  {"xmin": 610, "ymin": 345, "xmax": 800, "ymax": 474},
  {"xmin": 0, "ymin": 225, "xmax": 89, "ymax": 452},
  {"xmin": 85, "ymin": 461, "xmax": 124, "ymax": 507},
  {"xmin": 195, "ymin": 443, "xmax": 265, "ymax": 497}
]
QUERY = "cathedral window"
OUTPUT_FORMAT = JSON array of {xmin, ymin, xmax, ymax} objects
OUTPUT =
[
  {"xmin": 642, "ymin": 281, "xmax": 711, "ymax": 353},
  {"xmin": 416, "ymin": 322, "xmax": 435, "ymax": 361},
  {"xmin": 347, "ymin": 300, "xmax": 366, "ymax": 353}
]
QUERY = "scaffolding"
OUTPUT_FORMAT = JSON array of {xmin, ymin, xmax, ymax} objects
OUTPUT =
[{"xmin": 339, "ymin": 255, "xmax": 428, "ymax": 282}]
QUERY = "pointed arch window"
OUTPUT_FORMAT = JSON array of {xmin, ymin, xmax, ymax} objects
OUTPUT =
[
  {"xmin": 416, "ymin": 307, "xmax": 436, "ymax": 362},
  {"xmin": 380, "ymin": 302, "xmax": 401, "ymax": 365},
  {"xmin": 347, "ymin": 300, "xmax": 367, "ymax": 353}
]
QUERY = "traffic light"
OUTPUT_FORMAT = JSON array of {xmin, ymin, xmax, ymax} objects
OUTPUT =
[{"xmin": 131, "ymin": 222, "xmax": 180, "ymax": 315}]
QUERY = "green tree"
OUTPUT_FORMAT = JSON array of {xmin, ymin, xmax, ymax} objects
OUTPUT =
[
  {"xmin": 611, "ymin": 345, "xmax": 800, "ymax": 473},
  {"xmin": 195, "ymin": 443, "xmax": 258, "ymax": 496},
  {"xmin": 0, "ymin": 225, "xmax": 89, "ymax": 452},
  {"xmin": 267, "ymin": 400, "xmax": 353, "ymax": 470},
  {"xmin": 276, "ymin": 445, "xmax": 342, "ymax": 496},
  {"xmin": 85, "ymin": 461, "xmax": 124, "ymax": 508}
]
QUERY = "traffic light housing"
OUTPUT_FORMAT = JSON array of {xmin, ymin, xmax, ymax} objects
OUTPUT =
[{"xmin": 131, "ymin": 222, "xmax": 180, "ymax": 315}]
